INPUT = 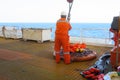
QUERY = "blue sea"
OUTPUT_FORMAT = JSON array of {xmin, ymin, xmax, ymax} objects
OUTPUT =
[{"xmin": 0, "ymin": 22, "xmax": 113, "ymax": 40}]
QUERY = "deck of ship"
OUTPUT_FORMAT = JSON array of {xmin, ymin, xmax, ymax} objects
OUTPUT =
[{"xmin": 0, "ymin": 38, "xmax": 112, "ymax": 80}]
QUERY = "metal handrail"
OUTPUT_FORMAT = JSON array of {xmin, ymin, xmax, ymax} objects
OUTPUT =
[{"xmin": 69, "ymin": 27, "xmax": 113, "ymax": 46}]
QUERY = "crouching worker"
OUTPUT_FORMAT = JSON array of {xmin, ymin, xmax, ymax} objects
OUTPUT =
[{"xmin": 54, "ymin": 11, "xmax": 72, "ymax": 64}]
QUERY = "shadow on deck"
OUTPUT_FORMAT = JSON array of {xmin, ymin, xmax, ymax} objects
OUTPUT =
[{"xmin": 0, "ymin": 38, "xmax": 112, "ymax": 80}]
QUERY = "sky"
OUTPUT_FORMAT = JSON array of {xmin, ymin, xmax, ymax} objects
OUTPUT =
[{"xmin": 0, "ymin": 0, "xmax": 120, "ymax": 23}]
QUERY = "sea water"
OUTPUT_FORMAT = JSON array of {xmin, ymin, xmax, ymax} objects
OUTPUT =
[{"xmin": 0, "ymin": 22, "xmax": 114, "ymax": 44}]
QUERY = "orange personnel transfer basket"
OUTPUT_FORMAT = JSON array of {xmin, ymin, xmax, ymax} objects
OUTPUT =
[{"xmin": 53, "ymin": 43, "xmax": 97, "ymax": 62}]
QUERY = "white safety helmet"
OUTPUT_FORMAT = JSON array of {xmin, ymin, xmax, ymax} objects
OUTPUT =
[{"xmin": 61, "ymin": 11, "xmax": 66, "ymax": 16}]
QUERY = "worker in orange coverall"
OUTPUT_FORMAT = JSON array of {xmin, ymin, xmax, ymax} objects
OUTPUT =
[{"xmin": 54, "ymin": 11, "xmax": 72, "ymax": 64}]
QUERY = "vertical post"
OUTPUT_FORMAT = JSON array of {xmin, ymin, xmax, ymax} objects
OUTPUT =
[{"xmin": 2, "ymin": 26, "xmax": 6, "ymax": 38}]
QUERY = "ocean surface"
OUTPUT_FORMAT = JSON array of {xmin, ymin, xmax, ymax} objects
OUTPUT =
[{"xmin": 0, "ymin": 22, "xmax": 113, "ymax": 41}]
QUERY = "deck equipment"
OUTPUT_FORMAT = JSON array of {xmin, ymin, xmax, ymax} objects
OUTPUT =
[
  {"xmin": 53, "ymin": 43, "xmax": 97, "ymax": 62},
  {"xmin": 67, "ymin": 0, "xmax": 74, "ymax": 21},
  {"xmin": 110, "ymin": 13, "xmax": 120, "ymax": 68}
]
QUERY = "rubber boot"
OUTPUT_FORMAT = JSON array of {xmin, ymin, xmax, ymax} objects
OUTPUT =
[
  {"xmin": 55, "ymin": 53, "xmax": 60, "ymax": 63},
  {"xmin": 64, "ymin": 54, "xmax": 71, "ymax": 64}
]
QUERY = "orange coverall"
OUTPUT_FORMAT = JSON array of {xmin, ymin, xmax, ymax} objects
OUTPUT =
[{"xmin": 54, "ymin": 18, "xmax": 72, "ymax": 64}]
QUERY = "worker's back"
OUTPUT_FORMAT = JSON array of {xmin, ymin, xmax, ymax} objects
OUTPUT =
[{"xmin": 55, "ymin": 18, "xmax": 71, "ymax": 36}]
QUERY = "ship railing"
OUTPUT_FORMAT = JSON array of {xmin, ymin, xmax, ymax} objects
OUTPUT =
[{"xmin": 69, "ymin": 28, "xmax": 114, "ymax": 47}]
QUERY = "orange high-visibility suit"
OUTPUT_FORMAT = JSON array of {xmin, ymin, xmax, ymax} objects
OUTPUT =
[{"xmin": 54, "ymin": 18, "xmax": 72, "ymax": 64}]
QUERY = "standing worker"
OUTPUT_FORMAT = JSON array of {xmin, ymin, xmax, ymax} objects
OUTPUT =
[{"xmin": 54, "ymin": 11, "xmax": 72, "ymax": 64}]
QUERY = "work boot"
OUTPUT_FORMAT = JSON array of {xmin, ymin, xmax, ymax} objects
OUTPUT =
[
  {"xmin": 64, "ymin": 54, "xmax": 71, "ymax": 64},
  {"xmin": 55, "ymin": 53, "xmax": 60, "ymax": 63}
]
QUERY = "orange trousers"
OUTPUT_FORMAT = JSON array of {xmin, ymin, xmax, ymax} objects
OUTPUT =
[
  {"xmin": 54, "ymin": 35, "xmax": 71, "ymax": 64},
  {"xmin": 54, "ymin": 35, "xmax": 70, "ymax": 52}
]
